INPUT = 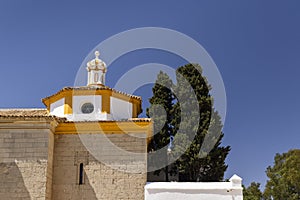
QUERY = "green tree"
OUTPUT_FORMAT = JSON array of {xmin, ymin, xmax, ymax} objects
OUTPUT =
[
  {"xmin": 146, "ymin": 71, "xmax": 175, "ymax": 181},
  {"xmin": 263, "ymin": 149, "xmax": 300, "ymax": 200},
  {"xmin": 172, "ymin": 63, "xmax": 230, "ymax": 182},
  {"xmin": 147, "ymin": 71, "xmax": 174, "ymax": 151},
  {"xmin": 243, "ymin": 182, "xmax": 263, "ymax": 200},
  {"xmin": 147, "ymin": 63, "xmax": 230, "ymax": 182}
]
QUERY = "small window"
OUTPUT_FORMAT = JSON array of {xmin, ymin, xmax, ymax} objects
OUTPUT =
[
  {"xmin": 79, "ymin": 163, "xmax": 84, "ymax": 185},
  {"xmin": 81, "ymin": 103, "xmax": 94, "ymax": 114}
]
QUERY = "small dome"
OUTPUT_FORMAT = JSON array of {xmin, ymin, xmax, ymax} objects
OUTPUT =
[
  {"xmin": 86, "ymin": 51, "xmax": 107, "ymax": 71},
  {"xmin": 86, "ymin": 51, "xmax": 107, "ymax": 86}
]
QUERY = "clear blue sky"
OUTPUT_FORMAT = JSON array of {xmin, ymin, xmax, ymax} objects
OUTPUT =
[{"xmin": 1, "ymin": 0, "xmax": 300, "ymax": 188}]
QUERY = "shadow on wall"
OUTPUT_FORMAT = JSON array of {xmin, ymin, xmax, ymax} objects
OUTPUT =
[
  {"xmin": 0, "ymin": 162, "xmax": 98, "ymax": 200},
  {"xmin": 0, "ymin": 162, "xmax": 31, "ymax": 200},
  {"xmin": 52, "ymin": 134, "xmax": 99, "ymax": 200},
  {"xmin": 66, "ymin": 170, "xmax": 98, "ymax": 200},
  {"xmin": 52, "ymin": 133, "xmax": 147, "ymax": 200}
]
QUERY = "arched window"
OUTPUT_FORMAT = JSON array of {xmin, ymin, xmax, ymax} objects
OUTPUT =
[{"xmin": 79, "ymin": 163, "xmax": 84, "ymax": 185}]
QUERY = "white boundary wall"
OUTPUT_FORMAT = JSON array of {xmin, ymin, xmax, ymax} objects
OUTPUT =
[{"xmin": 145, "ymin": 175, "xmax": 243, "ymax": 200}]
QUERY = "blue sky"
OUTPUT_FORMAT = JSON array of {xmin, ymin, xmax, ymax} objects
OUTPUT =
[{"xmin": 1, "ymin": 0, "xmax": 300, "ymax": 188}]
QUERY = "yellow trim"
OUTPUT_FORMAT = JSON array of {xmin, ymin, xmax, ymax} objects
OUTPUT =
[
  {"xmin": 64, "ymin": 95, "xmax": 73, "ymax": 114},
  {"xmin": 43, "ymin": 88, "xmax": 142, "ymax": 116},
  {"xmin": 132, "ymin": 104, "xmax": 137, "ymax": 118},
  {"xmin": 101, "ymin": 92, "xmax": 111, "ymax": 114},
  {"xmin": 55, "ymin": 121, "xmax": 153, "ymax": 144},
  {"xmin": 111, "ymin": 92, "xmax": 130, "ymax": 102},
  {"xmin": 130, "ymin": 98, "xmax": 142, "ymax": 116}
]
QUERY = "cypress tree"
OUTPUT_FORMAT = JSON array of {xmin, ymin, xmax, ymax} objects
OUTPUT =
[
  {"xmin": 147, "ymin": 71, "xmax": 175, "ymax": 180},
  {"xmin": 148, "ymin": 64, "xmax": 230, "ymax": 182}
]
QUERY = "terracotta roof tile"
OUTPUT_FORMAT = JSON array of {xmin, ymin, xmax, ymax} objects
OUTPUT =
[
  {"xmin": 0, "ymin": 108, "xmax": 65, "ymax": 121},
  {"xmin": 42, "ymin": 86, "xmax": 142, "ymax": 101},
  {"xmin": 62, "ymin": 118, "xmax": 152, "ymax": 123},
  {"xmin": 0, "ymin": 109, "xmax": 150, "ymax": 122},
  {"xmin": 0, "ymin": 108, "xmax": 49, "ymax": 116}
]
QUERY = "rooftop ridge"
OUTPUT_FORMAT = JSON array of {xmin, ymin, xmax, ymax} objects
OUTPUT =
[
  {"xmin": 42, "ymin": 86, "xmax": 142, "ymax": 102},
  {"xmin": 0, "ymin": 108, "xmax": 47, "ymax": 111}
]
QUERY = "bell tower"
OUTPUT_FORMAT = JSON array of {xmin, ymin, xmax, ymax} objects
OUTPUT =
[
  {"xmin": 86, "ymin": 51, "xmax": 107, "ymax": 86},
  {"xmin": 42, "ymin": 51, "xmax": 142, "ymax": 121}
]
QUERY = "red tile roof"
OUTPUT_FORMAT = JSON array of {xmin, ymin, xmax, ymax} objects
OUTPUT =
[
  {"xmin": 42, "ymin": 86, "xmax": 142, "ymax": 102},
  {"xmin": 0, "ymin": 109, "xmax": 150, "ymax": 122}
]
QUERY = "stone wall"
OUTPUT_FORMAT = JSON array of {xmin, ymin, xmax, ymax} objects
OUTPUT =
[
  {"xmin": 0, "ymin": 119, "xmax": 54, "ymax": 200},
  {"xmin": 52, "ymin": 131, "xmax": 147, "ymax": 200}
]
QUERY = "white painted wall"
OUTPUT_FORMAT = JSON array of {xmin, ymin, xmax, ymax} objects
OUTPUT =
[
  {"xmin": 50, "ymin": 98, "xmax": 65, "ymax": 117},
  {"xmin": 73, "ymin": 95, "xmax": 101, "ymax": 114},
  {"xmin": 69, "ymin": 95, "xmax": 110, "ymax": 121},
  {"xmin": 88, "ymin": 70, "xmax": 105, "ymax": 85},
  {"xmin": 110, "ymin": 97, "xmax": 132, "ymax": 120},
  {"xmin": 145, "ymin": 175, "xmax": 243, "ymax": 200},
  {"xmin": 50, "ymin": 95, "xmax": 133, "ymax": 121}
]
